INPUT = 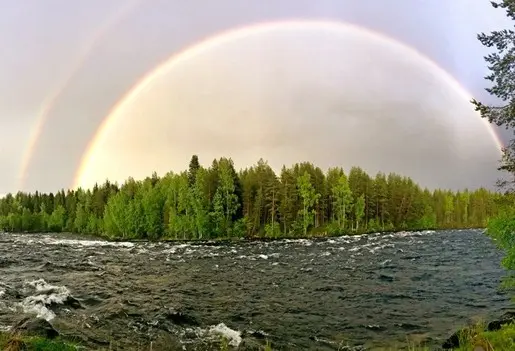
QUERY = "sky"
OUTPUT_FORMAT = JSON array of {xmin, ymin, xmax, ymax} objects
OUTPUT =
[{"xmin": 0, "ymin": 0, "xmax": 513, "ymax": 194}]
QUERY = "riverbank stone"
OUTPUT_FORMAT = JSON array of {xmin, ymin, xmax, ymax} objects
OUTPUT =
[
  {"xmin": 486, "ymin": 311, "xmax": 515, "ymax": 331},
  {"xmin": 442, "ymin": 311, "xmax": 515, "ymax": 349},
  {"xmin": 442, "ymin": 330, "xmax": 460, "ymax": 349},
  {"xmin": 165, "ymin": 307, "xmax": 199, "ymax": 326},
  {"xmin": 10, "ymin": 317, "xmax": 59, "ymax": 339}
]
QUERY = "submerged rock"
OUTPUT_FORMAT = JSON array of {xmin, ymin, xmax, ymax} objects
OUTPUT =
[
  {"xmin": 62, "ymin": 295, "xmax": 83, "ymax": 309},
  {"xmin": 486, "ymin": 311, "xmax": 515, "ymax": 331},
  {"xmin": 243, "ymin": 329, "xmax": 269, "ymax": 339},
  {"xmin": 336, "ymin": 345, "xmax": 367, "ymax": 351},
  {"xmin": 443, "ymin": 311, "xmax": 515, "ymax": 349},
  {"xmin": 165, "ymin": 308, "xmax": 199, "ymax": 326},
  {"xmin": 442, "ymin": 331, "xmax": 460, "ymax": 349},
  {"xmin": 237, "ymin": 338, "xmax": 264, "ymax": 351},
  {"xmin": 10, "ymin": 317, "xmax": 59, "ymax": 339}
]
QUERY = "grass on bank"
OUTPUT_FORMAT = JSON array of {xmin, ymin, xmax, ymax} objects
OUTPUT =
[
  {"xmin": 375, "ymin": 322, "xmax": 515, "ymax": 351},
  {"xmin": 452, "ymin": 321, "xmax": 515, "ymax": 351},
  {"xmin": 3, "ymin": 323, "xmax": 515, "ymax": 351},
  {"xmin": 0, "ymin": 332, "xmax": 77, "ymax": 351}
]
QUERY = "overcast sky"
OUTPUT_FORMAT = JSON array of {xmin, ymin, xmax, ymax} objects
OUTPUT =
[{"xmin": 0, "ymin": 0, "xmax": 512, "ymax": 194}]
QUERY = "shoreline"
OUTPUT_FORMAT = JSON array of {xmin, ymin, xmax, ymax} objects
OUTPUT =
[
  {"xmin": 3, "ymin": 314, "xmax": 515, "ymax": 351},
  {"xmin": 0, "ymin": 227, "xmax": 486, "ymax": 245}
]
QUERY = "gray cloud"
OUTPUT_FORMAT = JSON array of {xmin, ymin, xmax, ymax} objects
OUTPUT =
[
  {"xmin": 76, "ymin": 26, "xmax": 501, "ymax": 191},
  {"xmin": 0, "ymin": 0, "xmax": 510, "ymax": 193}
]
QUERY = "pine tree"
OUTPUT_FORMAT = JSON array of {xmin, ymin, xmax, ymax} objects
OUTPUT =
[{"xmin": 188, "ymin": 155, "xmax": 200, "ymax": 187}]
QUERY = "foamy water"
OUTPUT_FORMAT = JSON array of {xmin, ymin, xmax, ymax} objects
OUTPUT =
[
  {"xmin": 0, "ymin": 229, "xmax": 508, "ymax": 350},
  {"xmin": 18, "ymin": 279, "xmax": 72, "ymax": 321}
]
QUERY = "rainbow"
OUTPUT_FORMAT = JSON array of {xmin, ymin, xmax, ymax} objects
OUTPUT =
[
  {"xmin": 17, "ymin": 0, "xmax": 143, "ymax": 191},
  {"xmin": 69, "ymin": 19, "xmax": 505, "ymax": 189}
]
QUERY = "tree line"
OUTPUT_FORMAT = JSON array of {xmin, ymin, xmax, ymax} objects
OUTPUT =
[{"xmin": 0, "ymin": 156, "xmax": 503, "ymax": 240}]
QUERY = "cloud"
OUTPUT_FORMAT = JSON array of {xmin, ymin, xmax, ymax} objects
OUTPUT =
[{"xmin": 76, "ymin": 25, "xmax": 501, "ymax": 190}]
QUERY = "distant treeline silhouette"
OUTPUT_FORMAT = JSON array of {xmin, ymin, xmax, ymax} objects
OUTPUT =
[{"xmin": 0, "ymin": 156, "xmax": 504, "ymax": 239}]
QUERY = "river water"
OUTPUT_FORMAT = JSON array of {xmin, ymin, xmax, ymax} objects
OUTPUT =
[{"xmin": 0, "ymin": 229, "xmax": 510, "ymax": 350}]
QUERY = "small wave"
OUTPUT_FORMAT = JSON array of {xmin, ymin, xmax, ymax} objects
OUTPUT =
[
  {"xmin": 410, "ymin": 273, "xmax": 432, "ymax": 281},
  {"xmin": 209, "ymin": 323, "xmax": 242, "ymax": 347},
  {"xmin": 379, "ymin": 274, "xmax": 395, "ymax": 282},
  {"xmin": 380, "ymin": 259, "xmax": 392, "ymax": 266},
  {"xmin": 15, "ymin": 235, "xmax": 134, "ymax": 248},
  {"xmin": 181, "ymin": 323, "xmax": 242, "ymax": 347},
  {"xmin": 184, "ymin": 248, "xmax": 197, "ymax": 255},
  {"xmin": 245, "ymin": 329, "xmax": 269, "ymax": 339},
  {"xmin": 364, "ymin": 324, "xmax": 386, "ymax": 331},
  {"xmin": 19, "ymin": 279, "xmax": 72, "ymax": 321},
  {"xmin": 162, "ymin": 244, "xmax": 190, "ymax": 254},
  {"xmin": 367, "ymin": 243, "xmax": 394, "ymax": 254},
  {"xmin": 57, "ymin": 239, "xmax": 133, "ymax": 248},
  {"xmin": 394, "ymin": 322, "xmax": 423, "ymax": 331},
  {"xmin": 281, "ymin": 238, "xmax": 313, "ymax": 246}
]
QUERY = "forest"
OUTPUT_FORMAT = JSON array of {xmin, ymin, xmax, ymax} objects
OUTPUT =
[{"xmin": 0, "ymin": 156, "xmax": 505, "ymax": 240}]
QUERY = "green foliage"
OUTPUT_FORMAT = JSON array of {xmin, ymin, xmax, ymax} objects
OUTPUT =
[
  {"xmin": 47, "ymin": 205, "xmax": 66, "ymax": 232},
  {"xmin": 297, "ymin": 172, "xmax": 320, "ymax": 236},
  {"xmin": 232, "ymin": 217, "xmax": 248, "ymax": 238},
  {"xmin": 474, "ymin": 3, "xmax": 515, "ymax": 294},
  {"xmin": 354, "ymin": 195, "xmax": 365, "ymax": 231},
  {"xmin": 0, "ymin": 333, "xmax": 78, "ymax": 351},
  {"xmin": 188, "ymin": 154, "xmax": 200, "ymax": 186},
  {"xmin": 443, "ymin": 321, "xmax": 515, "ymax": 351},
  {"xmin": 265, "ymin": 222, "xmax": 281, "ymax": 238},
  {"xmin": 331, "ymin": 172, "xmax": 353, "ymax": 232},
  {"xmin": 217, "ymin": 158, "xmax": 241, "ymax": 235},
  {"xmin": 472, "ymin": 0, "xmax": 515, "ymax": 189},
  {"xmin": 191, "ymin": 167, "xmax": 210, "ymax": 239},
  {"xmin": 0, "ymin": 155, "xmax": 505, "ymax": 240},
  {"xmin": 487, "ymin": 210, "xmax": 515, "ymax": 291}
]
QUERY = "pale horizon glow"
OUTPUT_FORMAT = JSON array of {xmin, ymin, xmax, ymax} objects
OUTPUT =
[{"xmin": 75, "ymin": 20, "xmax": 503, "ymax": 191}]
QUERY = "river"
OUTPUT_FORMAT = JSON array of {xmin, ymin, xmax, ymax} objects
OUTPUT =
[{"xmin": 0, "ymin": 229, "xmax": 510, "ymax": 350}]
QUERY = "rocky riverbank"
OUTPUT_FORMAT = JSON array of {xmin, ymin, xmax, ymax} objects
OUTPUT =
[
  {"xmin": 3, "ymin": 313, "xmax": 515, "ymax": 351},
  {"xmin": 441, "ymin": 311, "xmax": 515, "ymax": 350}
]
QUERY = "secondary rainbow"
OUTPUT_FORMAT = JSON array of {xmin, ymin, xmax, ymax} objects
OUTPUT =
[
  {"xmin": 73, "ymin": 19, "xmax": 505, "ymax": 188},
  {"xmin": 17, "ymin": 0, "xmax": 143, "ymax": 191}
]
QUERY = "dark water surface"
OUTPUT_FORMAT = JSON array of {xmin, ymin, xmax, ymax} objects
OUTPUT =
[{"xmin": 0, "ymin": 230, "xmax": 510, "ymax": 350}]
